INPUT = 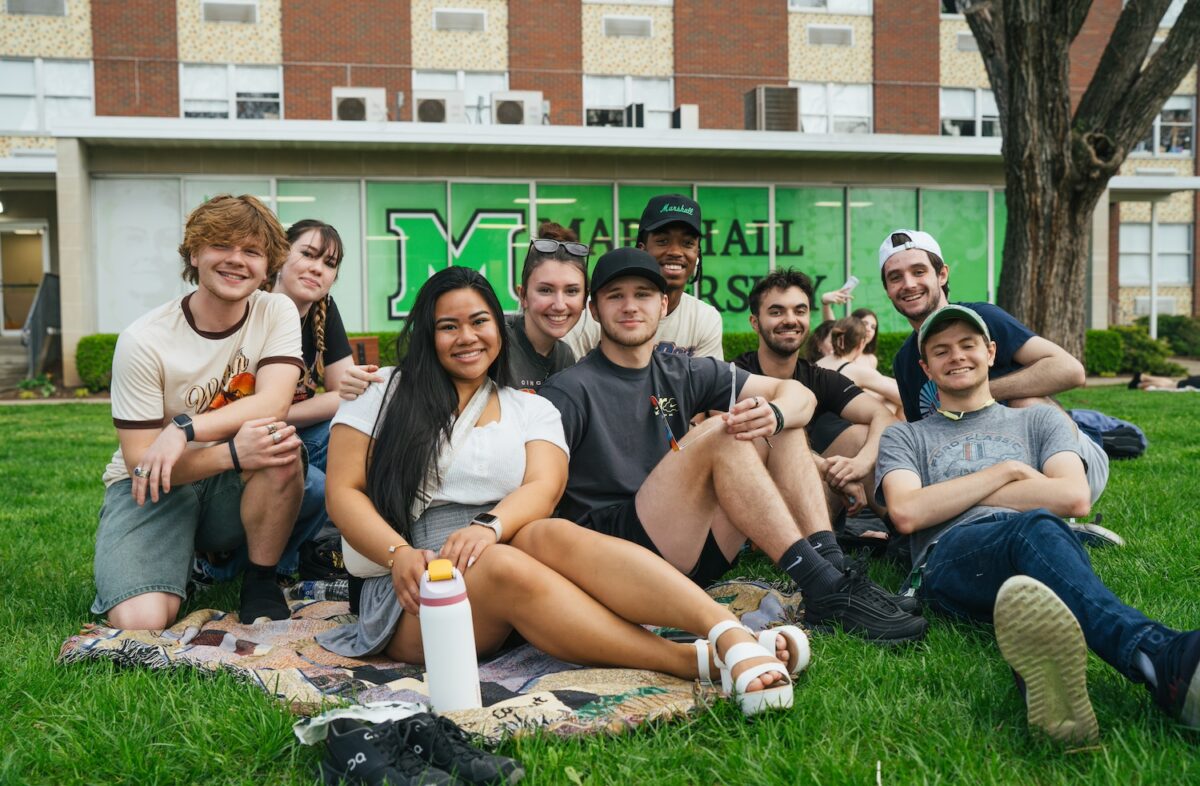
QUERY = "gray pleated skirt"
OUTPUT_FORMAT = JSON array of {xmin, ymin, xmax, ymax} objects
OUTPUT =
[{"xmin": 316, "ymin": 502, "xmax": 491, "ymax": 657}]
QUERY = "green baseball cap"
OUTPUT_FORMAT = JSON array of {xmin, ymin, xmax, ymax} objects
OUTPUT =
[{"xmin": 918, "ymin": 305, "xmax": 992, "ymax": 358}]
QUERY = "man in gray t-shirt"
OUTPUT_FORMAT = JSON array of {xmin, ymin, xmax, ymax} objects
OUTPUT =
[{"xmin": 875, "ymin": 305, "xmax": 1199, "ymax": 745}]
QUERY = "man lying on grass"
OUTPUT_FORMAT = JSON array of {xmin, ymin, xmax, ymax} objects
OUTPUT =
[
  {"xmin": 877, "ymin": 305, "xmax": 1199, "ymax": 743},
  {"xmin": 92, "ymin": 194, "xmax": 306, "ymax": 629}
]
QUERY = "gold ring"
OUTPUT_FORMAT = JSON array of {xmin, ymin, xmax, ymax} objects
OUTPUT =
[{"xmin": 266, "ymin": 423, "xmax": 278, "ymax": 435}]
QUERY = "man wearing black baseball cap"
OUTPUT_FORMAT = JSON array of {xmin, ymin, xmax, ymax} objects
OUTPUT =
[
  {"xmin": 565, "ymin": 194, "xmax": 725, "ymax": 360},
  {"xmin": 540, "ymin": 248, "xmax": 927, "ymax": 644}
]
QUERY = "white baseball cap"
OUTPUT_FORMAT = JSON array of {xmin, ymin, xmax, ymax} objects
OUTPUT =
[{"xmin": 878, "ymin": 229, "xmax": 943, "ymax": 269}]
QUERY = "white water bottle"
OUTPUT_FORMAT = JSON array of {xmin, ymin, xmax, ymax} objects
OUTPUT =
[{"xmin": 419, "ymin": 558, "xmax": 482, "ymax": 712}]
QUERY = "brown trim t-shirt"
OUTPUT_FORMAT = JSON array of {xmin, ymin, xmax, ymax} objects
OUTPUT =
[{"xmin": 102, "ymin": 290, "xmax": 303, "ymax": 486}]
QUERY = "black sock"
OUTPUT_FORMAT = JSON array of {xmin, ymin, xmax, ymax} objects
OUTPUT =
[
  {"xmin": 239, "ymin": 561, "xmax": 290, "ymax": 622},
  {"xmin": 808, "ymin": 530, "xmax": 845, "ymax": 571},
  {"xmin": 778, "ymin": 539, "xmax": 843, "ymax": 598}
]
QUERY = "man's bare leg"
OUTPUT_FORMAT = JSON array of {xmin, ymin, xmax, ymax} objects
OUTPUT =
[
  {"xmin": 237, "ymin": 454, "xmax": 303, "ymax": 621},
  {"xmin": 823, "ymin": 425, "xmax": 888, "ymax": 524}
]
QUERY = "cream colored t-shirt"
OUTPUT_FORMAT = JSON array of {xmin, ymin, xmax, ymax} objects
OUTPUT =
[
  {"xmin": 102, "ymin": 290, "xmax": 303, "ymax": 486},
  {"xmin": 563, "ymin": 292, "xmax": 725, "ymax": 360}
]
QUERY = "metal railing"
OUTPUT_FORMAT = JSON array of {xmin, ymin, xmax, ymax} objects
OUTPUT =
[{"xmin": 20, "ymin": 273, "xmax": 60, "ymax": 378}]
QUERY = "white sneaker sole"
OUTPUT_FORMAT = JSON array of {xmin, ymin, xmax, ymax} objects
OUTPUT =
[{"xmin": 994, "ymin": 576, "xmax": 1099, "ymax": 744}]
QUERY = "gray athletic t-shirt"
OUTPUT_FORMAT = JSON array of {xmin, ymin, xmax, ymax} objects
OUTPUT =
[
  {"xmin": 875, "ymin": 403, "xmax": 1081, "ymax": 567},
  {"xmin": 505, "ymin": 314, "xmax": 576, "ymax": 393},
  {"xmin": 539, "ymin": 349, "xmax": 748, "ymax": 522}
]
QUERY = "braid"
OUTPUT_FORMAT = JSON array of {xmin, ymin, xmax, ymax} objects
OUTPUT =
[{"xmin": 313, "ymin": 297, "xmax": 328, "ymax": 383}]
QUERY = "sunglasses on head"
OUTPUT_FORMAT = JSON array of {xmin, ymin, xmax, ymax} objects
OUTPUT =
[{"xmin": 530, "ymin": 238, "xmax": 590, "ymax": 257}]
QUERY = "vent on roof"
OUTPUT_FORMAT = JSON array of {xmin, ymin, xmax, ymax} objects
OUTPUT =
[
  {"xmin": 6, "ymin": 0, "xmax": 66, "ymax": 14},
  {"xmin": 744, "ymin": 86, "xmax": 800, "ymax": 132},
  {"xmin": 433, "ymin": 9, "xmax": 486, "ymax": 32},
  {"xmin": 414, "ymin": 90, "xmax": 467, "ymax": 123},
  {"xmin": 807, "ymin": 25, "xmax": 853, "ymax": 46},
  {"xmin": 603, "ymin": 16, "xmax": 652, "ymax": 38},
  {"xmin": 491, "ymin": 90, "xmax": 543, "ymax": 125},
  {"xmin": 202, "ymin": 0, "xmax": 258, "ymax": 24},
  {"xmin": 332, "ymin": 87, "xmax": 387, "ymax": 122},
  {"xmin": 956, "ymin": 31, "xmax": 979, "ymax": 51}
]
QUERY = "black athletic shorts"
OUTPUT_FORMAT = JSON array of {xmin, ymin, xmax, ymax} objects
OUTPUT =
[
  {"xmin": 807, "ymin": 411, "xmax": 853, "ymax": 455},
  {"xmin": 578, "ymin": 499, "xmax": 734, "ymax": 588}
]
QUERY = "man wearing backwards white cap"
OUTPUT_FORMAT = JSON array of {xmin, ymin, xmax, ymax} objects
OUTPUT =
[{"xmin": 877, "ymin": 229, "xmax": 1109, "ymax": 505}]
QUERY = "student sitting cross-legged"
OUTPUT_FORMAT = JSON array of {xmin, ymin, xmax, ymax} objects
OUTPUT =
[
  {"xmin": 317, "ymin": 266, "xmax": 810, "ymax": 717},
  {"xmin": 877, "ymin": 305, "xmax": 1199, "ymax": 743}
]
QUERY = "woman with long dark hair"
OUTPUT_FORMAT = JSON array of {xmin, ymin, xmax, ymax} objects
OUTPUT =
[
  {"xmin": 850, "ymin": 307, "xmax": 880, "ymax": 370},
  {"xmin": 317, "ymin": 267, "xmax": 809, "ymax": 717}
]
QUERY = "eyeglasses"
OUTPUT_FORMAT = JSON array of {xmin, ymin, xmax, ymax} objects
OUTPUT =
[{"xmin": 530, "ymin": 239, "xmax": 590, "ymax": 257}]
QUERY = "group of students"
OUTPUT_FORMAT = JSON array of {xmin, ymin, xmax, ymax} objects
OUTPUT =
[{"xmin": 92, "ymin": 193, "xmax": 1198, "ymax": 738}]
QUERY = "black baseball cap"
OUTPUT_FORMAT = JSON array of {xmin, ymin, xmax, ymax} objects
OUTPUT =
[
  {"xmin": 638, "ymin": 194, "xmax": 702, "ymax": 239},
  {"xmin": 590, "ymin": 247, "xmax": 668, "ymax": 294}
]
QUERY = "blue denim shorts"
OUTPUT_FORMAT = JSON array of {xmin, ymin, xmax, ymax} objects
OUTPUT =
[{"xmin": 91, "ymin": 471, "xmax": 246, "ymax": 615}]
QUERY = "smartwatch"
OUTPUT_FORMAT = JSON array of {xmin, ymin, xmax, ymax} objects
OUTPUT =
[
  {"xmin": 172, "ymin": 413, "xmax": 195, "ymax": 442},
  {"xmin": 470, "ymin": 513, "xmax": 503, "ymax": 542}
]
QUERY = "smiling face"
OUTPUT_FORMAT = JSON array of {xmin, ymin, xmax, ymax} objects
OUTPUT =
[
  {"xmin": 433, "ymin": 287, "xmax": 502, "ymax": 385},
  {"xmin": 640, "ymin": 225, "xmax": 700, "ymax": 292},
  {"xmin": 275, "ymin": 228, "xmax": 341, "ymax": 308},
  {"xmin": 190, "ymin": 239, "xmax": 269, "ymax": 304},
  {"xmin": 517, "ymin": 259, "xmax": 586, "ymax": 342},
  {"xmin": 861, "ymin": 313, "xmax": 878, "ymax": 343},
  {"xmin": 882, "ymin": 249, "xmax": 949, "ymax": 325},
  {"xmin": 918, "ymin": 320, "xmax": 996, "ymax": 395},
  {"xmin": 590, "ymin": 276, "xmax": 668, "ymax": 348},
  {"xmin": 751, "ymin": 285, "xmax": 811, "ymax": 357}
]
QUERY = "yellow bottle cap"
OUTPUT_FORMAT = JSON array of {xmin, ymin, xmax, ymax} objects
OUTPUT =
[{"xmin": 427, "ymin": 558, "xmax": 455, "ymax": 582}]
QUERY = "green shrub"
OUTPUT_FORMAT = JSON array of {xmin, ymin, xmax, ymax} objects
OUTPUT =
[
  {"xmin": 18, "ymin": 374, "xmax": 55, "ymax": 398},
  {"xmin": 1112, "ymin": 325, "xmax": 1187, "ymax": 375},
  {"xmin": 874, "ymin": 332, "xmax": 909, "ymax": 377},
  {"xmin": 722, "ymin": 332, "xmax": 758, "ymax": 361},
  {"xmin": 75, "ymin": 334, "xmax": 118, "ymax": 391},
  {"xmin": 1134, "ymin": 314, "xmax": 1200, "ymax": 357},
  {"xmin": 1084, "ymin": 329, "xmax": 1122, "ymax": 376}
]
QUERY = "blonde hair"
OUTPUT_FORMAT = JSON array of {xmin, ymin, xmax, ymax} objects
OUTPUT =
[{"xmin": 177, "ymin": 194, "xmax": 290, "ymax": 286}]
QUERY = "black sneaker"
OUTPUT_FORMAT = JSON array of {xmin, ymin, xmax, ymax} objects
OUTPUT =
[
  {"xmin": 845, "ymin": 556, "xmax": 922, "ymax": 615},
  {"xmin": 1150, "ymin": 629, "xmax": 1200, "ymax": 729},
  {"xmin": 804, "ymin": 567, "xmax": 928, "ymax": 644},
  {"xmin": 321, "ymin": 718, "xmax": 453, "ymax": 786},
  {"xmin": 400, "ymin": 713, "xmax": 524, "ymax": 785}
]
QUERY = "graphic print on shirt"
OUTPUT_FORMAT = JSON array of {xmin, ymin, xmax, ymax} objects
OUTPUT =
[
  {"xmin": 184, "ymin": 348, "xmax": 255, "ymax": 413},
  {"xmin": 655, "ymin": 340, "xmax": 697, "ymax": 357},
  {"xmin": 928, "ymin": 430, "xmax": 1026, "ymax": 479}
]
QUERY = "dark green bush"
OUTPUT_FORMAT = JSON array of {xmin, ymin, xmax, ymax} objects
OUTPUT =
[
  {"xmin": 722, "ymin": 332, "xmax": 758, "ymax": 361},
  {"xmin": 873, "ymin": 332, "xmax": 909, "ymax": 377},
  {"xmin": 75, "ymin": 334, "xmax": 118, "ymax": 391},
  {"xmin": 1134, "ymin": 314, "xmax": 1200, "ymax": 357},
  {"xmin": 1112, "ymin": 325, "xmax": 1187, "ymax": 375},
  {"xmin": 1084, "ymin": 330, "xmax": 1122, "ymax": 376}
]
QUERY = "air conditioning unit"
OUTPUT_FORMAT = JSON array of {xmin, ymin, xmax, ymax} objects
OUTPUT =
[
  {"xmin": 491, "ymin": 90, "xmax": 544, "ymax": 125},
  {"xmin": 332, "ymin": 87, "xmax": 387, "ymax": 122},
  {"xmin": 744, "ymin": 86, "xmax": 800, "ymax": 131},
  {"xmin": 414, "ymin": 90, "xmax": 467, "ymax": 123},
  {"xmin": 624, "ymin": 103, "xmax": 645, "ymax": 128},
  {"xmin": 672, "ymin": 104, "xmax": 699, "ymax": 130},
  {"xmin": 1134, "ymin": 296, "xmax": 1178, "ymax": 316}
]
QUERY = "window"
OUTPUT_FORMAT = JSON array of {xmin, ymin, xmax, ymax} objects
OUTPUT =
[
  {"xmin": 583, "ymin": 75, "xmax": 673, "ymax": 129},
  {"xmin": 603, "ymin": 16, "xmax": 652, "ymax": 37},
  {"xmin": 412, "ymin": 69, "xmax": 507, "ymax": 124},
  {"xmin": 0, "ymin": 58, "xmax": 92, "ymax": 133},
  {"xmin": 181, "ymin": 64, "xmax": 281, "ymax": 119},
  {"xmin": 202, "ymin": 0, "xmax": 257, "ymax": 23},
  {"xmin": 1119, "ymin": 223, "xmax": 1193, "ymax": 286},
  {"xmin": 940, "ymin": 0, "xmax": 962, "ymax": 13},
  {"xmin": 807, "ymin": 25, "xmax": 853, "ymax": 46},
  {"xmin": 432, "ymin": 8, "xmax": 486, "ymax": 32},
  {"xmin": 5, "ymin": 0, "xmax": 66, "ymax": 15},
  {"xmin": 789, "ymin": 0, "xmax": 872, "ymax": 12},
  {"xmin": 794, "ymin": 82, "xmax": 871, "ymax": 133},
  {"xmin": 956, "ymin": 31, "xmax": 979, "ymax": 51},
  {"xmin": 1134, "ymin": 96, "xmax": 1194, "ymax": 155},
  {"xmin": 940, "ymin": 87, "xmax": 999, "ymax": 137}
]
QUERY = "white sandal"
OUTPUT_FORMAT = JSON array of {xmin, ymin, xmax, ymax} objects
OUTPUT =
[
  {"xmin": 703, "ymin": 620, "xmax": 794, "ymax": 716},
  {"xmin": 757, "ymin": 625, "xmax": 811, "ymax": 678}
]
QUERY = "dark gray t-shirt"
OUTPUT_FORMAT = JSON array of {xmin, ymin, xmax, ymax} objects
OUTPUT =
[
  {"xmin": 875, "ymin": 403, "xmax": 1081, "ymax": 567},
  {"xmin": 539, "ymin": 350, "xmax": 748, "ymax": 522},
  {"xmin": 505, "ymin": 314, "xmax": 576, "ymax": 393}
]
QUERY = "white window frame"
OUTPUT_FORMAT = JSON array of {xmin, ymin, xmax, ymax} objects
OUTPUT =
[
  {"xmin": 4, "ymin": 0, "xmax": 67, "ymax": 15},
  {"xmin": 201, "ymin": 0, "xmax": 259, "ymax": 24},
  {"xmin": 602, "ymin": 15, "xmax": 653, "ymax": 38},
  {"xmin": 1118, "ymin": 222, "xmax": 1193, "ymax": 287},
  {"xmin": 179, "ymin": 63, "xmax": 284, "ymax": 121},
  {"xmin": 788, "ymin": 0, "xmax": 873, "ymax": 15},
  {"xmin": 1132, "ymin": 96, "xmax": 1194, "ymax": 157},
  {"xmin": 940, "ymin": 87, "xmax": 999, "ymax": 137},
  {"xmin": 791, "ymin": 81, "xmax": 873, "ymax": 134},
  {"xmin": 582, "ymin": 74, "xmax": 675, "ymax": 128},
  {"xmin": 412, "ymin": 69, "xmax": 509, "ymax": 125},
  {"xmin": 0, "ymin": 57, "xmax": 93, "ymax": 134}
]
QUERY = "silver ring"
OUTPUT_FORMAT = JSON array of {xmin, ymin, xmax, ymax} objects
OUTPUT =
[
  {"xmin": 133, "ymin": 466, "xmax": 147, "ymax": 478},
  {"xmin": 266, "ymin": 423, "xmax": 278, "ymax": 435},
  {"xmin": 272, "ymin": 431, "xmax": 282, "ymax": 444}
]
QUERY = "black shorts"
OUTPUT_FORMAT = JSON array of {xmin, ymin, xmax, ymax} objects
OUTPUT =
[
  {"xmin": 807, "ymin": 411, "xmax": 853, "ymax": 455},
  {"xmin": 578, "ymin": 499, "xmax": 734, "ymax": 588}
]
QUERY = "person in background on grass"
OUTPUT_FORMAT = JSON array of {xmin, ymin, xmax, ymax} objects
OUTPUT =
[
  {"xmin": 565, "ymin": 194, "xmax": 724, "ymax": 360},
  {"xmin": 734, "ymin": 270, "xmax": 896, "ymax": 526},
  {"xmin": 540, "ymin": 249, "xmax": 927, "ymax": 644},
  {"xmin": 1128, "ymin": 371, "xmax": 1200, "ymax": 390},
  {"xmin": 879, "ymin": 229, "xmax": 1110, "ymax": 505},
  {"xmin": 877, "ymin": 304, "xmax": 1199, "ymax": 744},
  {"xmin": 820, "ymin": 291, "xmax": 881, "ymax": 371},
  {"xmin": 506, "ymin": 221, "xmax": 588, "ymax": 392},
  {"xmin": 92, "ymin": 194, "xmax": 305, "ymax": 628},
  {"xmin": 817, "ymin": 316, "xmax": 904, "ymax": 418},
  {"xmin": 317, "ymin": 266, "xmax": 807, "ymax": 717}
]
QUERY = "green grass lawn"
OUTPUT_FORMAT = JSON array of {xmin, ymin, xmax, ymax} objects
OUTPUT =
[{"xmin": 1, "ymin": 388, "xmax": 1197, "ymax": 785}]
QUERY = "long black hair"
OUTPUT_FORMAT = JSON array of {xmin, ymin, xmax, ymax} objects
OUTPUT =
[{"xmin": 366, "ymin": 267, "xmax": 512, "ymax": 538}]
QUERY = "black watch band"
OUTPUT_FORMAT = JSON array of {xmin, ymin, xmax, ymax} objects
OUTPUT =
[{"xmin": 172, "ymin": 414, "xmax": 195, "ymax": 442}]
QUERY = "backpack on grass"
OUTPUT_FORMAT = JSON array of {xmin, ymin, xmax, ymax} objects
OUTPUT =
[{"xmin": 1070, "ymin": 409, "xmax": 1148, "ymax": 460}]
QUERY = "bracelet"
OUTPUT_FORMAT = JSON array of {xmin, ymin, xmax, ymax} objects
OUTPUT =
[
  {"xmin": 386, "ymin": 543, "xmax": 411, "ymax": 568},
  {"xmin": 768, "ymin": 402, "xmax": 785, "ymax": 435},
  {"xmin": 228, "ymin": 440, "xmax": 242, "ymax": 473}
]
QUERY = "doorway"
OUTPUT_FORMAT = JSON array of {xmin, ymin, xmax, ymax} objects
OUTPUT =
[{"xmin": 0, "ymin": 222, "xmax": 50, "ymax": 335}]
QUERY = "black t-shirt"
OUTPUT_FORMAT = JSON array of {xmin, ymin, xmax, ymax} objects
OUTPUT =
[
  {"xmin": 732, "ymin": 350, "xmax": 863, "ymax": 421},
  {"xmin": 505, "ymin": 314, "xmax": 576, "ymax": 393},
  {"xmin": 539, "ymin": 349, "xmax": 748, "ymax": 522},
  {"xmin": 295, "ymin": 297, "xmax": 352, "ymax": 403}
]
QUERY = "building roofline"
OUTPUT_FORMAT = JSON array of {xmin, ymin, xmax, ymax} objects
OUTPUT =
[{"xmin": 1108, "ymin": 174, "xmax": 1200, "ymax": 201}]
